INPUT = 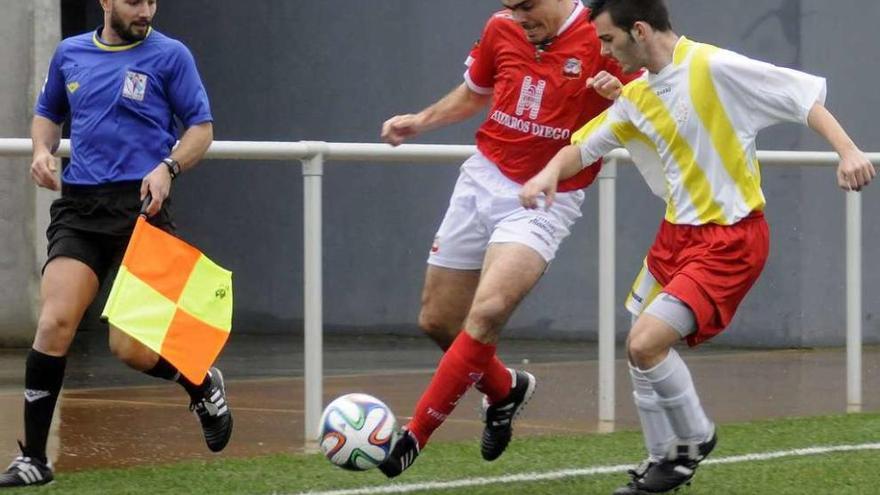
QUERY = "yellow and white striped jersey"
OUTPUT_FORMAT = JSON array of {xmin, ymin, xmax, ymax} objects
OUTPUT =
[{"xmin": 574, "ymin": 37, "xmax": 826, "ymax": 225}]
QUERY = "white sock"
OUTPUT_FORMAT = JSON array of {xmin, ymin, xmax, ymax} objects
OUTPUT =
[
  {"xmin": 629, "ymin": 363, "xmax": 676, "ymax": 460},
  {"xmin": 641, "ymin": 348, "xmax": 712, "ymax": 443}
]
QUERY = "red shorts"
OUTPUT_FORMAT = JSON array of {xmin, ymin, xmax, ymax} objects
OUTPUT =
[{"xmin": 645, "ymin": 211, "xmax": 769, "ymax": 346}]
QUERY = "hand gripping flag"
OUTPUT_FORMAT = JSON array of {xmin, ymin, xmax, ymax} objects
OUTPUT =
[{"xmin": 102, "ymin": 216, "xmax": 233, "ymax": 384}]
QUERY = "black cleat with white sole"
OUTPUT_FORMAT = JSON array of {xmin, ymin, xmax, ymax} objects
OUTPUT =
[
  {"xmin": 378, "ymin": 429, "xmax": 420, "ymax": 478},
  {"xmin": 0, "ymin": 443, "xmax": 54, "ymax": 488},
  {"xmin": 612, "ymin": 459, "xmax": 659, "ymax": 495},
  {"xmin": 191, "ymin": 367, "xmax": 233, "ymax": 453},
  {"xmin": 480, "ymin": 369, "xmax": 536, "ymax": 461},
  {"xmin": 614, "ymin": 429, "xmax": 717, "ymax": 494}
]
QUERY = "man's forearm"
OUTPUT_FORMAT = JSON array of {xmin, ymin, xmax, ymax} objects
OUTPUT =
[
  {"xmin": 169, "ymin": 122, "xmax": 213, "ymax": 172},
  {"xmin": 416, "ymin": 83, "xmax": 490, "ymax": 134},
  {"xmin": 807, "ymin": 102, "xmax": 859, "ymax": 156},
  {"xmin": 551, "ymin": 145, "xmax": 587, "ymax": 182},
  {"xmin": 31, "ymin": 116, "xmax": 62, "ymax": 155}
]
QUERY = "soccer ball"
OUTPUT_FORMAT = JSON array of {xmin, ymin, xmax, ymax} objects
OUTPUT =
[{"xmin": 318, "ymin": 393, "xmax": 399, "ymax": 471}]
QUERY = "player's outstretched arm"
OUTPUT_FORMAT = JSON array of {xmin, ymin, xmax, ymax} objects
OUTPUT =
[
  {"xmin": 519, "ymin": 145, "xmax": 583, "ymax": 210},
  {"xmin": 30, "ymin": 115, "xmax": 62, "ymax": 191},
  {"xmin": 381, "ymin": 83, "xmax": 490, "ymax": 147},
  {"xmin": 807, "ymin": 102, "xmax": 875, "ymax": 191}
]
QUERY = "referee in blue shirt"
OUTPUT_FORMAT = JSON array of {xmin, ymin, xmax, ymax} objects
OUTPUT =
[{"xmin": 1, "ymin": 0, "xmax": 231, "ymax": 487}]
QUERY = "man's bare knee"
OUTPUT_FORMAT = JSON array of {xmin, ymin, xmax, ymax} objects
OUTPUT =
[
  {"xmin": 465, "ymin": 294, "xmax": 514, "ymax": 342},
  {"xmin": 36, "ymin": 257, "xmax": 100, "ymax": 355},
  {"xmin": 108, "ymin": 336, "xmax": 134, "ymax": 364},
  {"xmin": 626, "ymin": 313, "xmax": 683, "ymax": 369},
  {"xmin": 109, "ymin": 330, "xmax": 158, "ymax": 371},
  {"xmin": 417, "ymin": 304, "xmax": 457, "ymax": 335},
  {"xmin": 110, "ymin": 345, "xmax": 157, "ymax": 371},
  {"xmin": 418, "ymin": 267, "xmax": 475, "ymax": 350},
  {"xmin": 625, "ymin": 335, "xmax": 637, "ymax": 365},
  {"xmin": 418, "ymin": 310, "xmax": 459, "ymax": 350},
  {"xmin": 627, "ymin": 333, "xmax": 669, "ymax": 369},
  {"xmin": 33, "ymin": 315, "xmax": 77, "ymax": 356},
  {"xmin": 36, "ymin": 314, "xmax": 75, "ymax": 336}
]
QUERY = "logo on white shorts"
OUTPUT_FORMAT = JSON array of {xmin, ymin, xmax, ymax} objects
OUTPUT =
[
  {"xmin": 430, "ymin": 236, "xmax": 440, "ymax": 253},
  {"xmin": 515, "ymin": 76, "xmax": 546, "ymax": 120},
  {"xmin": 123, "ymin": 71, "xmax": 148, "ymax": 101},
  {"xmin": 529, "ymin": 217, "xmax": 556, "ymax": 236}
]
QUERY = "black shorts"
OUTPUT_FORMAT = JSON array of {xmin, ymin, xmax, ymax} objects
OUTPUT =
[{"xmin": 46, "ymin": 181, "xmax": 175, "ymax": 281}]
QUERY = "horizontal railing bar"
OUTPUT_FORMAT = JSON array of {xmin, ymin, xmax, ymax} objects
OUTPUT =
[
  {"xmin": 205, "ymin": 141, "xmax": 313, "ymax": 160},
  {"xmin": 322, "ymin": 143, "xmax": 477, "ymax": 162},
  {"xmin": 1, "ymin": 139, "xmax": 878, "ymax": 166}
]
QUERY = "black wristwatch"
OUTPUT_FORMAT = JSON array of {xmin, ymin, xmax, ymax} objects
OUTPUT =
[{"xmin": 162, "ymin": 157, "xmax": 181, "ymax": 179}]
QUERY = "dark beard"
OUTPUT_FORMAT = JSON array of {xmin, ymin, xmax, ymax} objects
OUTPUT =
[{"xmin": 109, "ymin": 10, "xmax": 149, "ymax": 43}]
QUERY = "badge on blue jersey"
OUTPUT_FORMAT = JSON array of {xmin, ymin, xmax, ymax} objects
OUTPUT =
[{"xmin": 123, "ymin": 71, "xmax": 148, "ymax": 101}]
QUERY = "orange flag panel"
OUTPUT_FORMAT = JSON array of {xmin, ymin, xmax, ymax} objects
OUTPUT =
[
  {"xmin": 161, "ymin": 309, "xmax": 232, "ymax": 385},
  {"xmin": 122, "ymin": 217, "xmax": 202, "ymax": 303}
]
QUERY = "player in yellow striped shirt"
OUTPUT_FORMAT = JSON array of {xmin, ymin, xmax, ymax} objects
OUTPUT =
[{"xmin": 519, "ymin": 0, "xmax": 874, "ymax": 493}]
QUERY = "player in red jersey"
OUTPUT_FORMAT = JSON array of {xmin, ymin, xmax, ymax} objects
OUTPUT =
[{"xmin": 378, "ymin": 0, "xmax": 635, "ymax": 477}]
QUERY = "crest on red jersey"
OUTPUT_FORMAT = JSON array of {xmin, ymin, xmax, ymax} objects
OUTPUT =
[{"xmin": 563, "ymin": 58, "xmax": 582, "ymax": 79}]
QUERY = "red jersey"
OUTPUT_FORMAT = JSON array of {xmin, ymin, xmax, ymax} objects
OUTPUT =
[{"xmin": 466, "ymin": 2, "xmax": 633, "ymax": 192}]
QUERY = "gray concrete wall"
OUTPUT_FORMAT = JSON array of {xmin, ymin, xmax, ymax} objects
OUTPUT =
[
  {"xmin": 5, "ymin": 0, "xmax": 877, "ymax": 348},
  {"xmin": 0, "ymin": 1, "xmax": 59, "ymax": 346}
]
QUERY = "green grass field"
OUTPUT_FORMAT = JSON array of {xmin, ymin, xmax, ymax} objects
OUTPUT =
[{"xmin": 14, "ymin": 413, "xmax": 880, "ymax": 494}]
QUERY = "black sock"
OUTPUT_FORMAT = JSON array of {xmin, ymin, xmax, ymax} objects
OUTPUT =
[
  {"xmin": 23, "ymin": 349, "xmax": 67, "ymax": 464},
  {"xmin": 143, "ymin": 356, "xmax": 210, "ymax": 401}
]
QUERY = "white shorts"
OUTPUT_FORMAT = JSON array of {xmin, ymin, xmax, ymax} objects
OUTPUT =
[{"xmin": 427, "ymin": 152, "xmax": 585, "ymax": 270}]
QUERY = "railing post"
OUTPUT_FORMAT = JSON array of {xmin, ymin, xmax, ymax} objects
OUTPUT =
[
  {"xmin": 846, "ymin": 191, "xmax": 863, "ymax": 413},
  {"xmin": 302, "ymin": 142, "xmax": 326, "ymax": 449},
  {"xmin": 597, "ymin": 157, "xmax": 617, "ymax": 432}
]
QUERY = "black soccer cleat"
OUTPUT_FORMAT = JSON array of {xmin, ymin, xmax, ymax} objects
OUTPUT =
[
  {"xmin": 378, "ymin": 428, "xmax": 420, "ymax": 478},
  {"xmin": 0, "ymin": 443, "xmax": 54, "ymax": 488},
  {"xmin": 190, "ymin": 367, "xmax": 233, "ymax": 452},
  {"xmin": 480, "ymin": 369, "xmax": 536, "ymax": 461},
  {"xmin": 614, "ymin": 429, "xmax": 717, "ymax": 494},
  {"xmin": 612, "ymin": 459, "xmax": 659, "ymax": 495}
]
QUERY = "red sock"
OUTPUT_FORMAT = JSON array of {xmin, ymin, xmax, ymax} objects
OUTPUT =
[
  {"xmin": 476, "ymin": 355, "xmax": 513, "ymax": 404},
  {"xmin": 407, "ymin": 331, "xmax": 499, "ymax": 448}
]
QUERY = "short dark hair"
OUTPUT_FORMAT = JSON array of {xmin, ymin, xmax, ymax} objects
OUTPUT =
[{"xmin": 588, "ymin": 0, "xmax": 672, "ymax": 32}]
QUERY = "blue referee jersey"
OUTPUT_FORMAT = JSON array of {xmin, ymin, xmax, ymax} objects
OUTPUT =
[{"xmin": 35, "ymin": 28, "xmax": 213, "ymax": 185}]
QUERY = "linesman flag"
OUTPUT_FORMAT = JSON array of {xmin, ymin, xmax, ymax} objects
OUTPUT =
[{"xmin": 102, "ymin": 216, "xmax": 233, "ymax": 384}]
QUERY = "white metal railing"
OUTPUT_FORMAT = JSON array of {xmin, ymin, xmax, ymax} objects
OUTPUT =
[{"xmin": 1, "ymin": 138, "xmax": 876, "ymax": 443}]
